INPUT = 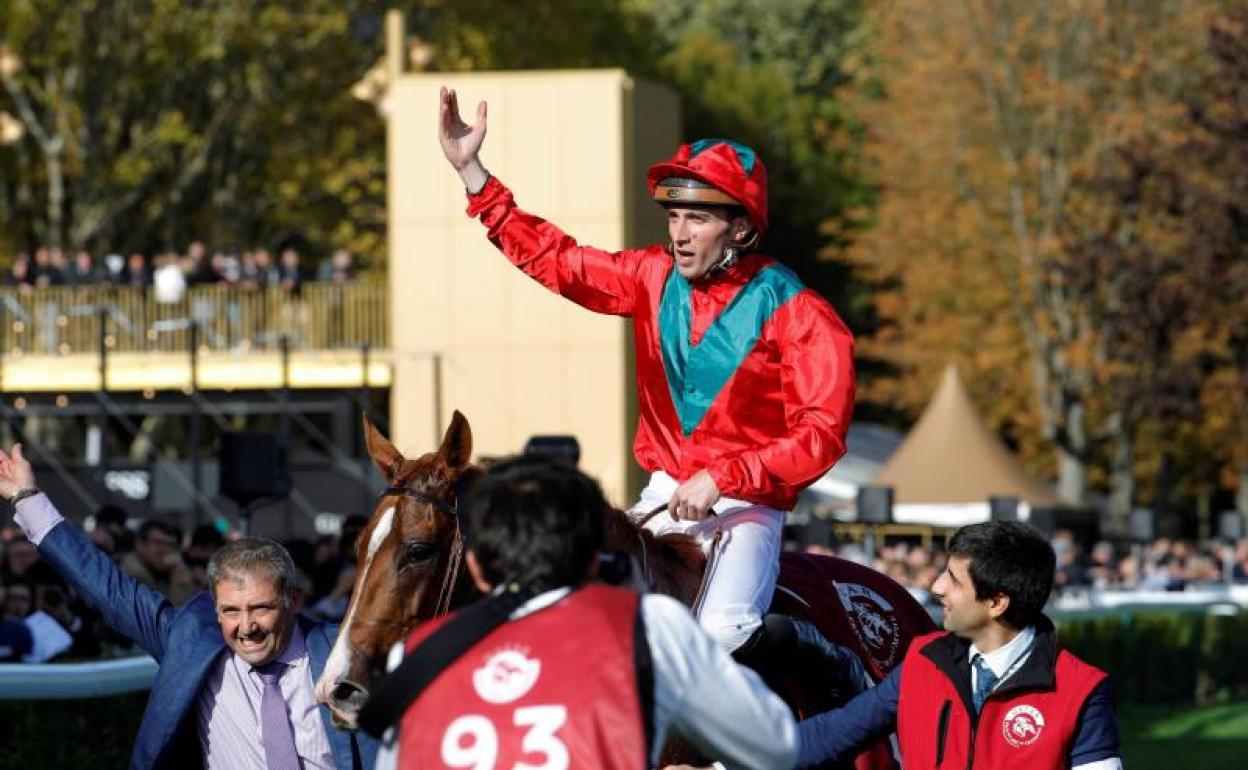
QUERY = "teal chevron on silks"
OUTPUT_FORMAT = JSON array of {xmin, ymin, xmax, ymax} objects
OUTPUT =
[{"xmin": 659, "ymin": 263, "xmax": 804, "ymax": 436}]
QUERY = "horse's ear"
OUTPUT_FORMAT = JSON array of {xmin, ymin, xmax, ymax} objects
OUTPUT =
[
  {"xmin": 437, "ymin": 410, "xmax": 473, "ymax": 470},
  {"xmin": 363, "ymin": 413, "xmax": 404, "ymax": 481}
]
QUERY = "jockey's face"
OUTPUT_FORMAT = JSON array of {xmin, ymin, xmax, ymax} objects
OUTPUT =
[
  {"xmin": 667, "ymin": 205, "xmax": 752, "ymax": 281},
  {"xmin": 931, "ymin": 555, "xmax": 995, "ymax": 640},
  {"xmin": 215, "ymin": 571, "xmax": 301, "ymax": 667}
]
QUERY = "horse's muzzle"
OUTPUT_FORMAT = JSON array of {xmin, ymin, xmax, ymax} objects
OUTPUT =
[{"xmin": 325, "ymin": 678, "xmax": 370, "ymax": 730}]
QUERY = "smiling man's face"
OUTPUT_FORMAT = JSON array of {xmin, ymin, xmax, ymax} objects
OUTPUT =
[{"xmin": 214, "ymin": 571, "xmax": 300, "ymax": 667}]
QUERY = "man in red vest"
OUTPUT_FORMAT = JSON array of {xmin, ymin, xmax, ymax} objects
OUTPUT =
[
  {"xmin": 795, "ymin": 520, "xmax": 1122, "ymax": 769},
  {"xmin": 437, "ymin": 87, "xmax": 856, "ymax": 674},
  {"xmin": 370, "ymin": 457, "xmax": 797, "ymax": 769}
]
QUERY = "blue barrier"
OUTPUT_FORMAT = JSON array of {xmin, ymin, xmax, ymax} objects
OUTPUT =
[{"xmin": 0, "ymin": 656, "xmax": 156, "ymax": 699}]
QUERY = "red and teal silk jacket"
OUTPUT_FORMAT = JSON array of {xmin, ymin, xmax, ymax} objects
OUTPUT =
[{"xmin": 466, "ymin": 176, "xmax": 855, "ymax": 510}]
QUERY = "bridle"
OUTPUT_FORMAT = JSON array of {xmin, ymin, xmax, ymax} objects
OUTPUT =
[
  {"xmin": 381, "ymin": 479, "xmax": 466, "ymax": 619},
  {"xmin": 381, "ymin": 484, "xmax": 459, "ymax": 519}
]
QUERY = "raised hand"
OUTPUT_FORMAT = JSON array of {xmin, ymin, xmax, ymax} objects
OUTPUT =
[
  {"xmin": 0, "ymin": 443, "xmax": 36, "ymax": 500},
  {"xmin": 438, "ymin": 86, "xmax": 487, "ymax": 171}
]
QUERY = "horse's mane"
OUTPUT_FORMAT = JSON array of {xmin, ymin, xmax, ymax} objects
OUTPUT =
[{"xmin": 602, "ymin": 506, "xmax": 706, "ymax": 607}]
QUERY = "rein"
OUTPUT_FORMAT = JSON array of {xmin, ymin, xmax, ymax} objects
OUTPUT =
[{"xmin": 632, "ymin": 501, "xmax": 722, "ymax": 611}]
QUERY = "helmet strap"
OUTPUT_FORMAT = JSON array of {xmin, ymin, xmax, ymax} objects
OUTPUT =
[
  {"xmin": 708, "ymin": 224, "xmax": 759, "ymax": 277},
  {"xmin": 708, "ymin": 245, "xmax": 740, "ymax": 277}
]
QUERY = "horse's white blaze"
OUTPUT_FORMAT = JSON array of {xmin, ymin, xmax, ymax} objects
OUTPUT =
[{"xmin": 316, "ymin": 506, "xmax": 395, "ymax": 701}]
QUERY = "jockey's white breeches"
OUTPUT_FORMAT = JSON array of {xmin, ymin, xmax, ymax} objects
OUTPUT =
[{"xmin": 629, "ymin": 471, "xmax": 784, "ymax": 653}]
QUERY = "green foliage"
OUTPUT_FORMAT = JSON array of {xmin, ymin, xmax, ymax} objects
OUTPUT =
[
  {"xmin": 2, "ymin": 0, "xmax": 872, "ymax": 310},
  {"xmin": 1059, "ymin": 608, "xmax": 1248, "ymax": 705},
  {"xmin": 645, "ymin": 0, "xmax": 872, "ymax": 313},
  {"xmin": 0, "ymin": 0, "xmax": 389, "ymax": 264},
  {"xmin": 0, "ymin": 690, "xmax": 146, "ymax": 769},
  {"xmin": 405, "ymin": 0, "xmax": 658, "ymax": 71}
]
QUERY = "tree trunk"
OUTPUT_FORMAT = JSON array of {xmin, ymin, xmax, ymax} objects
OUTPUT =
[
  {"xmin": 45, "ymin": 146, "xmax": 64, "ymax": 250},
  {"xmin": 1056, "ymin": 399, "xmax": 1089, "ymax": 505},
  {"xmin": 1237, "ymin": 462, "xmax": 1248, "ymax": 515},
  {"xmin": 1057, "ymin": 450, "xmax": 1086, "ymax": 506},
  {"xmin": 1106, "ymin": 426, "xmax": 1135, "ymax": 537},
  {"xmin": 1153, "ymin": 451, "xmax": 1182, "ymax": 537}
]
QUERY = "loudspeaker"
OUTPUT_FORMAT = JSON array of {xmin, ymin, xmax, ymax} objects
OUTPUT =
[
  {"xmin": 989, "ymin": 496, "xmax": 1020, "ymax": 522},
  {"xmin": 856, "ymin": 485, "xmax": 894, "ymax": 524},
  {"xmin": 522, "ymin": 435, "xmax": 581, "ymax": 466},
  {"xmin": 1218, "ymin": 510, "xmax": 1244, "ymax": 541},
  {"xmin": 1127, "ymin": 508, "xmax": 1156, "ymax": 543},
  {"xmin": 803, "ymin": 515, "xmax": 834, "ymax": 549},
  {"xmin": 1027, "ymin": 506, "xmax": 1058, "ymax": 538},
  {"xmin": 219, "ymin": 432, "xmax": 290, "ymax": 505}
]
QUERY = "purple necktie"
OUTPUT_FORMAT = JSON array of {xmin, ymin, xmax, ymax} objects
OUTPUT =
[{"xmin": 256, "ymin": 661, "xmax": 302, "ymax": 770}]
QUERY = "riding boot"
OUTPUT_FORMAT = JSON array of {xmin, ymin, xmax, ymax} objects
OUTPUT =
[{"xmin": 733, "ymin": 614, "xmax": 867, "ymax": 710}]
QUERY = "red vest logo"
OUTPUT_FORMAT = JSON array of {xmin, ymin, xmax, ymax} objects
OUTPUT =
[
  {"xmin": 1002, "ymin": 704, "xmax": 1046, "ymax": 747},
  {"xmin": 833, "ymin": 581, "xmax": 902, "ymax": 670},
  {"xmin": 471, "ymin": 646, "xmax": 542, "ymax": 705}
]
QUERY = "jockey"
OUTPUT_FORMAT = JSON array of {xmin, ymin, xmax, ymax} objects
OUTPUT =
[{"xmin": 437, "ymin": 88, "xmax": 856, "ymax": 672}]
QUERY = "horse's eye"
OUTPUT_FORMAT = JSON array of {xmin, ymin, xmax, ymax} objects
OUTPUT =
[{"xmin": 401, "ymin": 541, "xmax": 435, "ymax": 565}]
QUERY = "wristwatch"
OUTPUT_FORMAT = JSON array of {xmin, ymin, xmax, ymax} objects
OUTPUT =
[{"xmin": 9, "ymin": 487, "xmax": 39, "ymax": 505}]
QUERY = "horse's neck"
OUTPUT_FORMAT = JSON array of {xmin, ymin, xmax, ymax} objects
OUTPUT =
[{"xmin": 603, "ymin": 507, "xmax": 705, "ymax": 608}]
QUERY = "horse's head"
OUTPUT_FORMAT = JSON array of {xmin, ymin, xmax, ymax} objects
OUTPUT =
[{"xmin": 314, "ymin": 410, "xmax": 478, "ymax": 729}]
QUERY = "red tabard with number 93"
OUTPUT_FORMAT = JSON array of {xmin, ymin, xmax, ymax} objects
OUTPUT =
[{"xmin": 398, "ymin": 585, "xmax": 649, "ymax": 770}]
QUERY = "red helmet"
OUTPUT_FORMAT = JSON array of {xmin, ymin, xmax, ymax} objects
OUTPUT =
[{"xmin": 647, "ymin": 139, "xmax": 769, "ymax": 235}]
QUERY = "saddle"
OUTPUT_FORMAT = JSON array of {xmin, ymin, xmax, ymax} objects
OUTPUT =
[{"xmin": 765, "ymin": 551, "xmax": 938, "ymax": 770}]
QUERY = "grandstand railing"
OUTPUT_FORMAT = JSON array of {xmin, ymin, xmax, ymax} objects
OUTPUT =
[{"xmin": 0, "ymin": 281, "xmax": 389, "ymax": 355}]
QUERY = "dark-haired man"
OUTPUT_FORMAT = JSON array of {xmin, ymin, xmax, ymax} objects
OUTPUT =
[
  {"xmin": 369, "ymin": 457, "xmax": 797, "ymax": 770},
  {"xmin": 122, "ymin": 518, "xmax": 195, "ymax": 605},
  {"xmin": 795, "ymin": 520, "xmax": 1121, "ymax": 769}
]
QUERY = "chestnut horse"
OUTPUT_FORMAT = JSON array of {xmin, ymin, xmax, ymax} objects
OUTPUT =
[{"xmin": 315, "ymin": 413, "xmax": 934, "ymax": 768}]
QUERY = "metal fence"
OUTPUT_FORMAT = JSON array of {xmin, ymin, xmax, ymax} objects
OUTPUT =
[{"xmin": 0, "ymin": 281, "xmax": 389, "ymax": 355}]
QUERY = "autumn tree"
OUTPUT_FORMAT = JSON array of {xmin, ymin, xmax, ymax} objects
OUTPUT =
[
  {"xmin": 0, "ymin": 0, "xmax": 685, "ymax": 264},
  {"xmin": 849, "ymin": 0, "xmax": 1212, "ymax": 518},
  {"xmin": 0, "ymin": 1, "xmax": 392, "ymax": 261},
  {"xmin": 1181, "ymin": 4, "xmax": 1248, "ymax": 520}
]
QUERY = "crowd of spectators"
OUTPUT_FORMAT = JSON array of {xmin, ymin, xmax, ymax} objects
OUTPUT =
[
  {"xmin": 0, "ymin": 505, "xmax": 367, "ymax": 663},
  {"xmin": 5, "ymin": 242, "xmax": 358, "ymax": 300},
  {"xmin": 6, "ymin": 509, "xmax": 1248, "ymax": 664},
  {"xmin": 1046, "ymin": 531, "xmax": 1248, "ymax": 592},
  {"xmin": 804, "ymin": 528, "xmax": 1248, "ymax": 616}
]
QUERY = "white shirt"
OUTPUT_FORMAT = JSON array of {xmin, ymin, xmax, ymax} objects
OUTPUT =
[
  {"xmin": 968, "ymin": 624, "xmax": 1036, "ymax": 696},
  {"xmin": 373, "ymin": 588, "xmax": 796, "ymax": 770},
  {"xmin": 152, "ymin": 263, "xmax": 186, "ymax": 303}
]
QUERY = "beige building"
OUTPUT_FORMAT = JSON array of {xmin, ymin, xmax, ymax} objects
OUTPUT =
[{"xmin": 385, "ymin": 66, "xmax": 680, "ymax": 505}]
